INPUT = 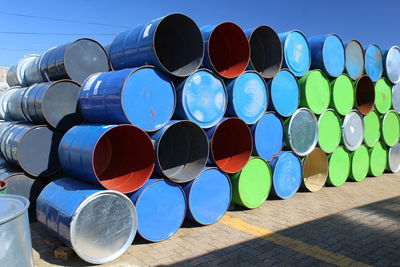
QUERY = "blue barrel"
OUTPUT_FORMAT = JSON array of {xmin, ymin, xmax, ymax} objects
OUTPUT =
[
  {"xmin": 36, "ymin": 178, "xmax": 137, "ymax": 264},
  {"xmin": 128, "ymin": 178, "xmax": 186, "ymax": 242},
  {"xmin": 182, "ymin": 168, "xmax": 231, "ymax": 225},
  {"xmin": 80, "ymin": 67, "xmax": 175, "ymax": 132},
  {"xmin": 110, "ymin": 14, "xmax": 203, "ymax": 77},
  {"xmin": 58, "ymin": 124, "xmax": 154, "ymax": 193},
  {"xmin": 345, "ymin": 40, "xmax": 365, "ymax": 80},
  {"xmin": 174, "ymin": 69, "xmax": 227, "ymax": 129},
  {"xmin": 225, "ymin": 71, "xmax": 268, "ymax": 124},
  {"xmin": 364, "ymin": 44, "xmax": 383, "ymax": 82},
  {"xmin": 309, "ymin": 34, "xmax": 345, "ymax": 78},
  {"xmin": 269, "ymin": 151, "xmax": 302, "ymax": 199},
  {"xmin": 250, "ymin": 112, "xmax": 284, "ymax": 162},
  {"xmin": 268, "ymin": 69, "xmax": 300, "ymax": 117},
  {"xmin": 279, "ymin": 30, "xmax": 311, "ymax": 77}
]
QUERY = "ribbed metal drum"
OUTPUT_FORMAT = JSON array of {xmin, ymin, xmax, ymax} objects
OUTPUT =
[
  {"xmin": 330, "ymin": 74, "xmax": 354, "ymax": 116},
  {"xmin": 6, "ymin": 55, "xmax": 39, "ymax": 87},
  {"xmin": 349, "ymin": 145, "xmax": 369, "ymax": 182},
  {"xmin": 342, "ymin": 110, "xmax": 364, "ymax": 151},
  {"xmin": 301, "ymin": 147, "xmax": 328, "ymax": 192},
  {"xmin": 344, "ymin": 40, "xmax": 365, "ymax": 80},
  {"xmin": 388, "ymin": 143, "xmax": 400, "ymax": 173},
  {"xmin": 374, "ymin": 78, "xmax": 393, "ymax": 114},
  {"xmin": 327, "ymin": 146, "xmax": 350, "ymax": 187},
  {"xmin": 0, "ymin": 87, "xmax": 20, "ymax": 120},
  {"xmin": 369, "ymin": 142, "xmax": 388, "ymax": 177},
  {"xmin": 363, "ymin": 111, "xmax": 381, "ymax": 148},
  {"xmin": 354, "ymin": 75, "xmax": 375, "ymax": 115},
  {"xmin": 392, "ymin": 83, "xmax": 400, "ymax": 114},
  {"xmin": 383, "ymin": 46, "xmax": 400, "ymax": 84},
  {"xmin": 36, "ymin": 178, "xmax": 137, "ymax": 264},
  {"xmin": 381, "ymin": 111, "xmax": 400, "ymax": 147},
  {"xmin": 318, "ymin": 109, "xmax": 341, "ymax": 154},
  {"xmin": 364, "ymin": 44, "xmax": 383, "ymax": 82}
]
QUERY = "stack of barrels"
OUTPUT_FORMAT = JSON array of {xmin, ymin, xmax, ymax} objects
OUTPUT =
[{"xmin": 0, "ymin": 13, "xmax": 399, "ymax": 265}]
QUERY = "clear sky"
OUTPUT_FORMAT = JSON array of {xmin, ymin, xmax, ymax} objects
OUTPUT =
[{"xmin": 0, "ymin": 0, "xmax": 398, "ymax": 66}]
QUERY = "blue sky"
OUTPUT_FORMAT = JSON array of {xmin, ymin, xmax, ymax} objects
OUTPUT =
[{"xmin": 0, "ymin": 0, "xmax": 398, "ymax": 66}]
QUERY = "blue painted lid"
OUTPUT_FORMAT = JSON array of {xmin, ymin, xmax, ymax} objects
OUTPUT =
[
  {"xmin": 181, "ymin": 70, "xmax": 227, "ymax": 128},
  {"xmin": 364, "ymin": 44, "xmax": 383, "ymax": 82},
  {"xmin": 323, "ymin": 35, "xmax": 345, "ymax": 77},
  {"xmin": 122, "ymin": 67, "xmax": 175, "ymax": 132},
  {"xmin": 281, "ymin": 31, "xmax": 311, "ymax": 77},
  {"xmin": 270, "ymin": 69, "xmax": 299, "ymax": 117},
  {"xmin": 271, "ymin": 152, "xmax": 301, "ymax": 199},
  {"xmin": 345, "ymin": 40, "xmax": 364, "ymax": 80}
]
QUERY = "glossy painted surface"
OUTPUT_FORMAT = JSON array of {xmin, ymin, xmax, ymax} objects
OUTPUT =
[
  {"xmin": 330, "ymin": 74, "xmax": 354, "ymax": 115},
  {"xmin": 381, "ymin": 111, "xmax": 400, "ymax": 146},
  {"xmin": 345, "ymin": 40, "xmax": 364, "ymax": 80},
  {"xmin": 299, "ymin": 70, "xmax": 330, "ymax": 114},
  {"xmin": 363, "ymin": 111, "xmax": 381, "ymax": 148},
  {"xmin": 327, "ymin": 146, "xmax": 350, "ymax": 187},
  {"xmin": 349, "ymin": 145, "xmax": 369, "ymax": 182},
  {"xmin": 318, "ymin": 109, "xmax": 341, "ymax": 154},
  {"xmin": 364, "ymin": 44, "xmax": 383, "ymax": 82},
  {"xmin": 279, "ymin": 31, "xmax": 311, "ymax": 77},
  {"xmin": 374, "ymin": 78, "xmax": 392, "ymax": 114},
  {"xmin": 369, "ymin": 142, "xmax": 388, "ymax": 177}
]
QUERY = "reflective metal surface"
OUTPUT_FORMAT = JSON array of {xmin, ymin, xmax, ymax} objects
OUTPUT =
[
  {"xmin": 345, "ymin": 40, "xmax": 364, "ymax": 80},
  {"xmin": 342, "ymin": 110, "xmax": 364, "ymax": 151},
  {"xmin": 388, "ymin": 143, "xmax": 400, "ymax": 172},
  {"xmin": 392, "ymin": 83, "xmax": 400, "ymax": 114},
  {"xmin": 384, "ymin": 46, "xmax": 400, "ymax": 84},
  {"xmin": 6, "ymin": 55, "xmax": 39, "ymax": 87}
]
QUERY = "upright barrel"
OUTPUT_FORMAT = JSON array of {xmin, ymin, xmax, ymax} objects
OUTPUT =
[
  {"xmin": 301, "ymin": 147, "xmax": 328, "ymax": 192},
  {"xmin": 330, "ymin": 74, "xmax": 355, "ymax": 115},
  {"xmin": 387, "ymin": 143, "xmax": 400, "ymax": 173},
  {"xmin": 392, "ymin": 83, "xmax": 400, "ymax": 114},
  {"xmin": 36, "ymin": 178, "xmax": 137, "ymax": 264},
  {"xmin": 369, "ymin": 142, "xmax": 388, "ymax": 177},
  {"xmin": 349, "ymin": 145, "xmax": 369, "ymax": 182},
  {"xmin": 6, "ymin": 55, "xmax": 39, "ymax": 87},
  {"xmin": 318, "ymin": 109, "xmax": 341, "ymax": 154},
  {"xmin": 381, "ymin": 110, "xmax": 400, "ymax": 147},
  {"xmin": 345, "ymin": 40, "xmax": 365, "ymax": 80},
  {"xmin": 0, "ymin": 179, "xmax": 6, "ymax": 193},
  {"xmin": 383, "ymin": 46, "xmax": 400, "ymax": 84},
  {"xmin": 364, "ymin": 44, "xmax": 383, "ymax": 82},
  {"xmin": 342, "ymin": 110, "xmax": 364, "ymax": 151},
  {"xmin": 354, "ymin": 75, "xmax": 375, "ymax": 115},
  {"xmin": 327, "ymin": 146, "xmax": 350, "ymax": 187},
  {"xmin": 298, "ymin": 70, "xmax": 331, "ymax": 114},
  {"xmin": 374, "ymin": 78, "xmax": 392, "ymax": 114},
  {"xmin": 363, "ymin": 110, "xmax": 381, "ymax": 148}
]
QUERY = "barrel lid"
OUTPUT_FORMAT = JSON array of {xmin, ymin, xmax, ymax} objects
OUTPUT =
[
  {"xmin": 381, "ymin": 111, "xmax": 400, "ymax": 146},
  {"xmin": 0, "ymin": 194, "xmax": 29, "ymax": 225},
  {"xmin": 369, "ymin": 142, "xmax": 388, "ymax": 176},
  {"xmin": 327, "ymin": 146, "xmax": 350, "ymax": 187},
  {"xmin": 301, "ymin": 70, "xmax": 330, "ymax": 114},
  {"xmin": 282, "ymin": 31, "xmax": 310, "ymax": 77},
  {"xmin": 350, "ymin": 145, "xmax": 369, "ymax": 182},
  {"xmin": 363, "ymin": 110, "xmax": 381, "ymax": 147},
  {"xmin": 302, "ymin": 147, "xmax": 328, "ymax": 192},
  {"xmin": 318, "ymin": 109, "xmax": 341, "ymax": 154},
  {"xmin": 345, "ymin": 40, "xmax": 364, "ymax": 80},
  {"xmin": 253, "ymin": 112, "xmax": 283, "ymax": 161},
  {"xmin": 331, "ymin": 74, "xmax": 354, "ymax": 115},
  {"xmin": 342, "ymin": 110, "xmax": 364, "ymax": 151},
  {"xmin": 388, "ymin": 143, "xmax": 400, "ymax": 172},
  {"xmin": 364, "ymin": 44, "xmax": 383, "ymax": 82},
  {"xmin": 385, "ymin": 46, "xmax": 400, "ymax": 84},
  {"xmin": 374, "ymin": 78, "xmax": 392, "ymax": 114},
  {"xmin": 323, "ymin": 34, "xmax": 345, "ymax": 77},
  {"xmin": 271, "ymin": 152, "xmax": 302, "ymax": 199},
  {"xmin": 392, "ymin": 83, "xmax": 400, "ymax": 114},
  {"xmin": 270, "ymin": 69, "xmax": 300, "ymax": 117}
]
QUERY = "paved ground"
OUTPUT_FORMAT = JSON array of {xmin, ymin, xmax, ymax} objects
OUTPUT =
[{"xmin": 32, "ymin": 173, "xmax": 400, "ymax": 266}]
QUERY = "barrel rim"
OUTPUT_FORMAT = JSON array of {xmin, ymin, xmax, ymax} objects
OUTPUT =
[
  {"xmin": 317, "ymin": 108, "xmax": 341, "ymax": 154},
  {"xmin": 0, "ymin": 193, "xmax": 30, "ymax": 225},
  {"xmin": 270, "ymin": 68, "xmax": 300, "ymax": 117},
  {"xmin": 282, "ymin": 29, "xmax": 311, "ymax": 77},
  {"xmin": 273, "ymin": 151, "xmax": 301, "ymax": 199},
  {"xmin": 342, "ymin": 109, "xmax": 364, "ymax": 151}
]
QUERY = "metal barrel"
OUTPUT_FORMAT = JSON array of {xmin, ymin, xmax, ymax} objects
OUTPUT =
[
  {"xmin": 344, "ymin": 40, "xmax": 365, "ymax": 80},
  {"xmin": 6, "ymin": 88, "xmax": 27, "ymax": 121},
  {"xmin": 369, "ymin": 142, "xmax": 388, "ymax": 177},
  {"xmin": 151, "ymin": 120, "xmax": 209, "ymax": 183},
  {"xmin": 182, "ymin": 167, "xmax": 231, "ymax": 224},
  {"xmin": 381, "ymin": 110, "xmax": 400, "ymax": 147},
  {"xmin": 342, "ymin": 110, "xmax": 364, "ymax": 151},
  {"xmin": 0, "ymin": 179, "xmax": 6, "ymax": 193},
  {"xmin": 207, "ymin": 117, "xmax": 253, "ymax": 173},
  {"xmin": 309, "ymin": 34, "xmax": 345, "ymax": 78},
  {"xmin": 23, "ymin": 54, "xmax": 44, "ymax": 85},
  {"xmin": 330, "ymin": 74, "xmax": 354, "ymax": 116},
  {"xmin": 374, "ymin": 78, "xmax": 392, "ymax": 114},
  {"xmin": 318, "ymin": 109, "xmax": 341, "ymax": 154},
  {"xmin": 392, "ymin": 83, "xmax": 400, "ymax": 114},
  {"xmin": 284, "ymin": 108, "xmax": 318, "ymax": 157},
  {"xmin": 387, "ymin": 143, "xmax": 400, "ymax": 173},
  {"xmin": 229, "ymin": 157, "xmax": 271, "ymax": 208},
  {"xmin": 128, "ymin": 178, "xmax": 186, "ymax": 241},
  {"xmin": 298, "ymin": 70, "xmax": 331, "ymax": 115},
  {"xmin": 250, "ymin": 112, "xmax": 283, "ymax": 162},
  {"xmin": 58, "ymin": 124, "xmax": 154, "ymax": 193},
  {"xmin": 0, "ymin": 87, "xmax": 21, "ymax": 120},
  {"xmin": 301, "ymin": 147, "xmax": 328, "ymax": 192},
  {"xmin": 110, "ymin": 14, "xmax": 203, "ymax": 77},
  {"xmin": 278, "ymin": 30, "xmax": 311, "ymax": 77},
  {"xmin": 80, "ymin": 67, "xmax": 175, "ymax": 132},
  {"xmin": 36, "ymin": 178, "xmax": 137, "ymax": 264},
  {"xmin": 269, "ymin": 151, "xmax": 301, "ymax": 199},
  {"xmin": 174, "ymin": 69, "xmax": 227, "ymax": 129},
  {"xmin": 246, "ymin": 25, "xmax": 282, "ymax": 78},
  {"xmin": 364, "ymin": 44, "xmax": 383, "ymax": 82},
  {"xmin": 0, "ymin": 194, "xmax": 33, "ymax": 267},
  {"xmin": 327, "ymin": 146, "xmax": 350, "ymax": 187},
  {"xmin": 383, "ymin": 46, "xmax": 400, "ymax": 84},
  {"xmin": 354, "ymin": 75, "xmax": 375, "ymax": 115},
  {"xmin": 39, "ymin": 38, "xmax": 109, "ymax": 84},
  {"xmin": 225, "ymin": 71, "xmax": 268, "ymax": 124},
  {"xmin": 267, "ymin": 69, "xmax": 300, "ymax": 117},
  {"xmin": 363, "ymin": 110, "xmax": 381, "ymax": 148},
  {"xmin": 201, "ymin": 22, "xmax": 250, "ymax": 79},
  {"xmin": 349, "ymin": 145, "xmax": 369, "ymax": 182},
  {"xmin": 6, "ymin": 55, "xmax": 39, "ymax": 87},
  {"xmin": 0, "ymin": 124, "xmax": 62, "ymax": 177}
]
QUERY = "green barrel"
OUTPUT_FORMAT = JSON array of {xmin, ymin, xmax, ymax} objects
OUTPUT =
[
  {"xmin": 349, "ymin": 145, "xmax": 369, "ymax": 182},
  {"xmin": 318, "ymin": 109, "xmax": 341, "ymax": 153},
  {"xmin": 301, "ymin": 147, "xmax": 328, "ymax": 192},
  {"xmin": 330, "ymin": 74, "xmax": 355, "ymax": 116},
  {"xmin": 298, "ymin": 70, "xmax": 331, "ymax": 115},
  {"xmin": 363, "ymin": 110, "xmax": 381, "ymax": 147},
  {"xmin": 369, "ymin": 142, "xmax": 388, "ymax": 177},
  {"xmin": 0, "ymin": 180, "xmax": 7, "ymax": 194},
  {"xmin": 229, "ymin": 157, "xmax": 272, "ymax": 209},
  {"xmin": 374, "ymin": 78, "xmax": 392, "ymax": 114},
  {"xmin": 327, "ymin": 146, "xmax": 350, "ymax": 187},
  {"xmin": 381, "ymin": 110, "xmax": 400, "ymax": 147}
]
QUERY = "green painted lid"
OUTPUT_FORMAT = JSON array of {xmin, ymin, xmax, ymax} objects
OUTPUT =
[
  {"xmin": 318, "ymin": 109, "xmax": 341, "ymax": 153},
  {"xmin": 330, "ymin": 74, "xmax": 355, "ymax": 115},
  {"xmin": 349, "ymin": 145, "xmax": 369, "ymax": 182},
  {"xmin": 374, "ymin": 78, "xmax": 392, "ymax": 114},
  {"xmin": 381, "ymin": 110, "xmax": 400, "ymax": 146},
  {"xmin": 363, "ymin": 111, "xmax": 381, "ymax": 147},
  {"xmin": 229, "ymin": 157, "xmax": 272, "ymax": 209},
  {"xmin": 327, "ymin": 146, "xmax": 350, "ymax": 187},
  {"xmin": 299, "ymin": 70, "xmax": 331, "ymax": 115},
  {"xmin": 369, "ymin": 142, "xmax": 388, "ymax": 176}
]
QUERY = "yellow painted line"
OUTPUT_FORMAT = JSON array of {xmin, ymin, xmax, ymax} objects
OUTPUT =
[{"xmin": 219, "ymin": 215, "xmax": 372, "ymax": 267}]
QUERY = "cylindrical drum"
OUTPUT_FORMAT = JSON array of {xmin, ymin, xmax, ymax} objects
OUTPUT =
[
  {"xmin": 342, "ymin": 110, "xmax": 364, "ymax": 151},
  {"xmin": 267, "ymin": 69, "xmax": 300, "ymax": 117},
  {"xmin": 110, "ymin": 13, "xmax": 203, "ymax": 77},
  {"xmin": 80, "ymin": 67, "xmax": 175, "ymax": 132},
  {"xmin": 225, "ymin": 71, "xmax": 268, "ymax": 124},
  {"xmin": 250, "ymin": 112, "xmax": 283, "ymax": 162},
  {"xmin": 318, "ymin": 109, "xmax": 341, "ymax": 154},
  {"xmin": 246, "ymin": 25, "xmax": 282, "ymax": 78},
  {"xmin": 364, "ymin": 44, "xmax": 383, "ymax": 82},
  {"xmin": 36, "ymin": 178, "xmax": 137, "ymax": 264},
  {"xmin": 23, "ymin": 54, "xmax": 44, "ymax": 85},
  {"xmin": 6, "ymin": 55, "xmax": 39, "ymax": 87},
  {"xmin": 301, "ymin": 147, "xmax": 328, "ymax": 192},
  {"xmin": 207, "ymin": 118, "xmax": 252, "ymax": 173},
  {"xmin": 309, "ymin": 34, "xmax": 345, "ymax": 78},
  {"xmin": 363, "ymin": 111, "xmax": 381, "ymax": 148},
  {"xmin": 39, "ymin": 38, "xmax": 110, "ymax": 84},
  {"xmin": 0, "ymin": 194, "xmax": 33, "ymax": 267},
  {"xmin": 330, "ymin": 74, "xmax": 354, "ymax": 116},
  {"xmin": 0, "ymin": 179, "xmax": 6, "ymax": 193},
  {"xmin": 128, "ymin": 178, "xmax": 186, "ymax": 242},
  {"xmin": 182, "ymin": 168, "xmax": 231, "ymax": 225},
  {"xmin": 284, "ymin": 108, "xmax": 318, "ymax": 157},
  {"xmin": 174, "ymin": 69, "xmax": 227, "ymax": 129},
  {"xmin": 383, "ymin": 46, "xmax": 400, "ymax": 84},
  {"xmin": 354, "ymin": 75, "xmax": 375, "ymax": 115},
  {"xmin": 327, "ymin": 146, "xmax": 350, "ymax": 187},
  {"xmin": 298, "ymin": 70, "xmax": 331, "ymax": 114},
  {"xmin": 392, "ymin": 83, "xmax": 400, "ymax": 114},
  {"xmin": 344, "ymin": 40, "xmax": 364, "ymax": 80},
  {"xmin": 387, "ymin": 143, "xmax": 400, "ymax": 173},
  {"xmin": 0, "ymin": 87, "xmax": 20, "ymax": 120},
  {"xmin": 381, "ymin": 111, "xmax": 400, "ymax": 147},
  {"xmin": 58, "ymin": 124, "xmax": 154, "ymax": 193},
  {"xmin": 374, "ymin": 78, "xmax": 392, "ymax": 114},
  {"xmin": 279, "ymin": 30, "xmax": 311, "ymax": 77},
  {"xmin": 369, "ymin": 142, "xmax": 388, "ymax": 177},
  {"xmin": 230, "ymin": 157, "xmax": 272, "ymax": 208},
  {"xmin": 349, "ymin": 145, "xmax": 369, "ymax": 182}
]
